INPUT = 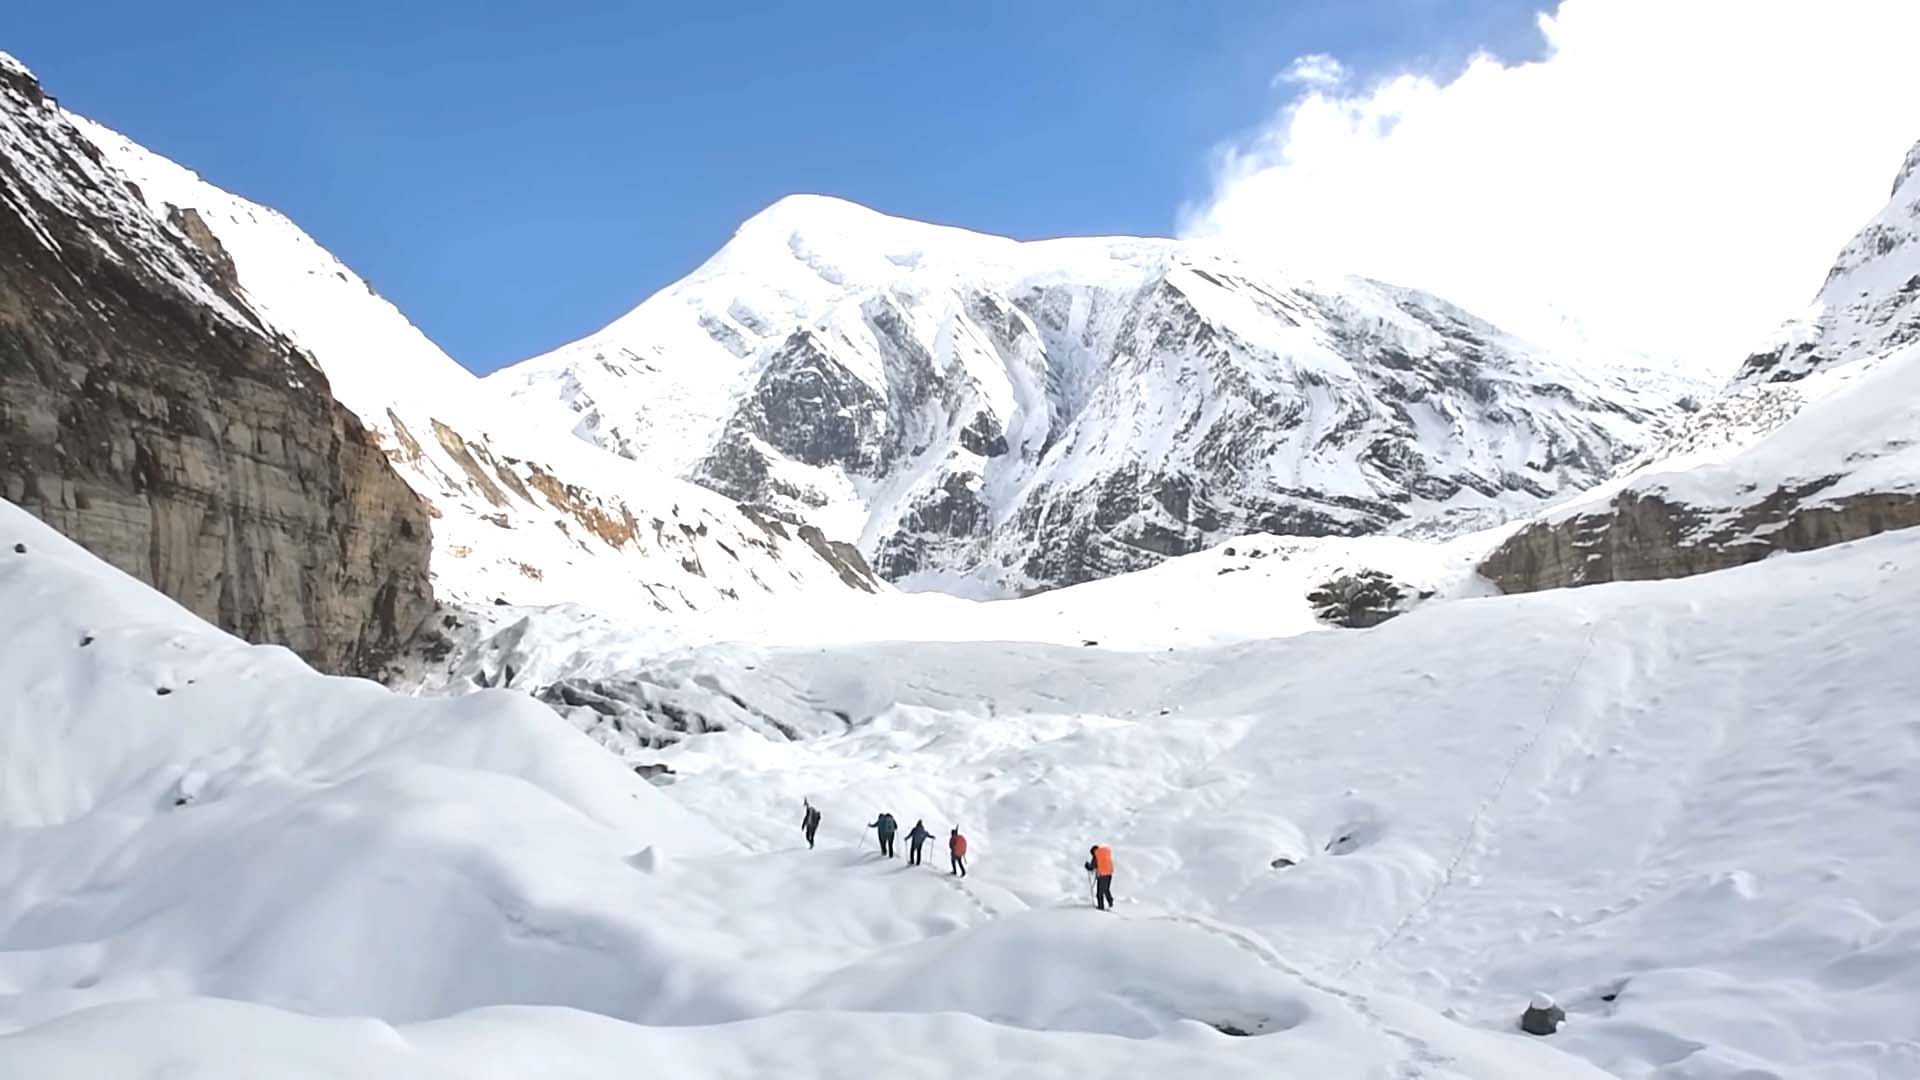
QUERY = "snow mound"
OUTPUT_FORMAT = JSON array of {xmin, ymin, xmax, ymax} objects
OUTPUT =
[{"xmin": 0, "ymin": 500, "xmax": 729, "ymax": 1030}]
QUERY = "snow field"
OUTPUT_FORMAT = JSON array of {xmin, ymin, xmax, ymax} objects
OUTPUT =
[
  {"xmin": 5, "ymin": 493, "xmax": 1920, "ymax": 1076},
  {"xmin": 640, "ymin": 525, "xmax": 1920, "ymax": 1078}
]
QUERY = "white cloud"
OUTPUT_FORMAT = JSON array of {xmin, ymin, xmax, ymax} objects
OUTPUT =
[
  {"xmin": 1184, "ymin": 0, "xmax": 1920, "ymax": 377},
  {"xmin": 1276, "ymin": 53, "xmax": 1346, "ymax": 89}
]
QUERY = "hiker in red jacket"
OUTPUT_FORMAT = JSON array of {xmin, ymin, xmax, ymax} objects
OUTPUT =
[{"xmin": 949, "ymin": 827, "xmax": 968, "ymax": 877}]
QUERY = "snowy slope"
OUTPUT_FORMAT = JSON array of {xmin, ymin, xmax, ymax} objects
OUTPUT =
[
  {"xmin": 649, "ymin": 527, "xmax": 1920, "ymax": 1079},
  {"xmin": 1737, "ymin": 137, "xmax": 1920, "ymax": 386},
  {"xmin": 494, "ymin": 196, "xmax": 1693, "ymax": 595},
  {"xmin": 72, "ymin": 121, "xmax": 879, "ymax": 616},
  {"xmin": 7, "ymin": 494, "xmax": 1919, "ymax": 1077},
  {"xmin": 0, "ymin": 500, "xmax": 731, "ymax": 1028},
  {"xmin": 409, "ymin": 526, "xmax": 1505, "ymax": 749}
]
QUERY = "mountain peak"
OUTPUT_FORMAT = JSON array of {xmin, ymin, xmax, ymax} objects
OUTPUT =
[
  {"xmin": 709, "ymin": 192, "xmax": 1016, "ymax": 282},
  {"xmin": 737, "ymin": 192, "xmax": 896, "ymax": 232},
  {"xmin": 1895, "ymin": 138, "xmax": 1920, "ymax": 198}
]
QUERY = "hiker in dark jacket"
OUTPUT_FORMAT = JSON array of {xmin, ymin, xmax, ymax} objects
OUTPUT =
[
  {"xmin": 800, "ymin": 800, "xmax": 821, "ymax": 849},
  {"xmin": 869, "ymin": 812, "xmax": 898, "ymax": 857},
  {"xmin": 949, "ymin": 827, "xmax": 968, "ymax": 877},
  {"xmin": 906, "ymin": 819, "xmax": 932, "ymax": 865}
]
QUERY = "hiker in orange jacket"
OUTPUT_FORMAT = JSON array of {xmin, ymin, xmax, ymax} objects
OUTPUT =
[
  {"xmin": 1085, "ymin": 844, "xmax": 1115, "ymax": 910},
  {"xmin": 949, "ymin": 827, "xmax": 968, "ymax": 877}
]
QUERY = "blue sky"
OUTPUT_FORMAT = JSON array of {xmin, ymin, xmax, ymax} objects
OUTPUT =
[{"xmin": 10, "ymin": 2, "xmax": 1547, "ymax": 372}]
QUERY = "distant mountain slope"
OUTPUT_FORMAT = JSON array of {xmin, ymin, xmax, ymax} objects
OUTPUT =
[
  {"xmin": 74, "ymin": 122, "xmax": 878, "ymax": 616},
  {"xmin": 495, "ymin": 196, "xmax": 1691, "ymax": 595},
  {"xmin": 1484, "ymin": 138, "xmax": 1920, "ymax": 592},
  {"xmin": 1737, "ymin": 138, "xmax": 1920, "ymax": 385},
  {"xmin": 0, "ymin": 52, "xmax": 431, "ymax": 676}
]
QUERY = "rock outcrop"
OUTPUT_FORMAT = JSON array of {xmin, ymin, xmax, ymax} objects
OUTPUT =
[
  {"xmin": 1482, "ymin": 486, "xmax": 1920, "ymax": 593},
  {"xmin": 1307, "ymin": 569, "xmax": 1417, "ymax": 629},
  {"xmin": 0, "ymin": 53, "xmax": 432, "ymax": 676}
]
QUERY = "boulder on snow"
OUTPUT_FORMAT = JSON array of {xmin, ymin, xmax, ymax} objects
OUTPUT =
[
  {"xmin": 1307, "ymin": 570, "xmax": 1412, "ymax": 629},
  {"xmin": 1520, "ymin": 994, "xmax": 1566, "ymax": 1036}
]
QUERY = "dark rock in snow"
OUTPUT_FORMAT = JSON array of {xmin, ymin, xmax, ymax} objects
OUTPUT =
[
  {"xmin": 1308, "ymin": 570, "xmax": 1411, "ymax": 629},
  {"xmin": 1520, "ymin": 996, "xmax": 1566, "ymax": 1036}
]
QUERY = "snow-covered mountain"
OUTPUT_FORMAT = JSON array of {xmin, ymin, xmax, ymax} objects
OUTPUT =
[
  {"xmin": 1484, "ymin": 138, "xmax": 1920, "ymax": 592},
  {"xmin": 495, "ymin": 196, "xmax": 1693, "ymax": 595},
  {"xmin": 72, "ymin": 123, "xmax": 880, "ymax": 618}
]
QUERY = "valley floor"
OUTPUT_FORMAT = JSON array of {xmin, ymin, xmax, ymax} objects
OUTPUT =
[{"xmin": 3, "ymin": 501, "xmax": 1917, "ymax": 1078}]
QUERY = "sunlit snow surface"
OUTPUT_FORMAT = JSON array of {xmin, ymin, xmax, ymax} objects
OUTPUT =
[{"xmin": 4, "ymin": 497, "xmax": 1918, "ymax": 1078}]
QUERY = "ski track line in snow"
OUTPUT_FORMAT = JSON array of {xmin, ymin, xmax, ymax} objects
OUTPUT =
[
  {"xmin": 1142, "ymin": 910, "xmax": 1455, "ymax": 1078},
  {"xmin": 1340, "ymin": 623, "xmax": 1602, "ymax": 980}
]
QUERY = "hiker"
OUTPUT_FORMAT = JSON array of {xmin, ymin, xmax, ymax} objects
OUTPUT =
[
  {"xmin": 1085, "ymin": 844, "xmax": 1115, "ymax": 910},
  {"xmin": 906, "ymin": 819, "xmax": 932, "ymax": 866},
  {"xmin": 801, "ymin": 800, "xmax": 821, "ymax": 849},
  {"xmin": 869, "ymin": 812, "xmax": 898, "ymax": 857},
  {"xmin": 949, "ymin": 827, "xmax": 968, "ymax": 877}
]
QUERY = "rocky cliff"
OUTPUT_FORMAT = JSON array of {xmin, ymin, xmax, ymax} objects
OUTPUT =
[
  {"xmin": 1483, "ymin": 137, "xmax": 1920, "ymax": 594},
  {"xmin": 0, "ymin": 53, "xmax": 433, "ymax": 676}
]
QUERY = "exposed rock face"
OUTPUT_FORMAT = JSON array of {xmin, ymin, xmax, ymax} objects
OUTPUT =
[
  {"xmin": 499, "ymin": 196, "xmax": 1690, "ymax": 595},
  {"xmin": 1484, "ymin": 137, "xmax": 1920, "ymax": 595},
  {"xmin": 0, "ymin": 53, "xmax": 432, "ymax": 675},
  {"xmin": 1482, "ymin": 487, "xmax": 1920, "ymax": 593}
]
